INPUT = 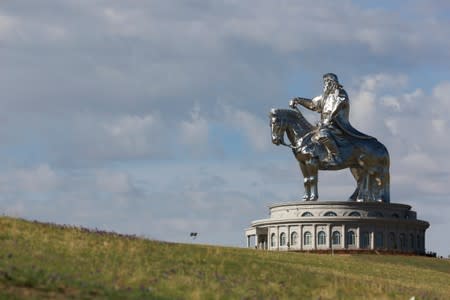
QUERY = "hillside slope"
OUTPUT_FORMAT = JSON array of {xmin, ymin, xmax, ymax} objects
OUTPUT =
[{"xmin": 0, "ymin": 216, "xmax": 449, "ymax": 299}]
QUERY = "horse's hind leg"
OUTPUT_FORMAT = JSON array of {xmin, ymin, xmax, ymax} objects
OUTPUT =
[
  {"xmin": 351, "ymin": 168, "xmax": 370, "ymax": 201},
  {"xmin": 349, "ymin": 167, "xmax": 361, "ymax": 201},
  {"xmin": 382, "ymin": 169, "xmax": 390, "ymax": 203},
  {"xmin": 374, "ymin": 167, "xmax": 390, "ymax": 203}
]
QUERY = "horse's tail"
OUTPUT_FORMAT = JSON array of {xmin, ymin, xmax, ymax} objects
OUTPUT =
[{"xmin": 382, "ymin": 168, "xmax": 390, "ymax": 203}]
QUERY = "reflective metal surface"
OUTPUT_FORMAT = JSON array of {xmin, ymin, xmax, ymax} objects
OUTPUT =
[{"xmin": 270, "ymin": 73, "xmax": 390, "ymax": 203}]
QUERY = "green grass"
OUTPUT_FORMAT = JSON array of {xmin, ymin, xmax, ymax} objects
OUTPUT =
[{"xmin": 0, "ymin": 216, "xmax": 449, "ymax": 299}]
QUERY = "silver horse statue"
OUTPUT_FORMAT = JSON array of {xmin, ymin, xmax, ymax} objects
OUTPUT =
[{"xmin": 270, "ymin": 107, "xmax": 390, "ymax": 202}]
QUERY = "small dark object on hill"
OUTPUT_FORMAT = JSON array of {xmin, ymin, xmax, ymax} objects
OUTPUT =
[
  {"xmin": 425, "ymin": 251, "xmax": 437, "ymax": 258},
  {"xmin": 190, "ymin": 232, "xmax": 198, "ymax": 239}
]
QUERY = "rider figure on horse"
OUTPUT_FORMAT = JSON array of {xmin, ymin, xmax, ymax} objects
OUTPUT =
[{"xmin": 289, "ymin": 73, "xmax": 371, "ymax": 167}]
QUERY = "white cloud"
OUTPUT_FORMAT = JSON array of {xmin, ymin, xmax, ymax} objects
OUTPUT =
[
  {"xmin": 103, "ymin": 7, "xmax": 127, "ymax": 24},
  {"xmin": 381, "ymin": 89, "xmax": 423, "ymax": 115},
  {"xmin": 382, "ymin": 96, "xmax": 401, "ymax": 111},
  {"xmin": 4, "ymin": 202, "xmax": 25, "ymax": 217},
  {"xmin": 104, "ymin": 114, "xmax": 156, "ymax": 140},
  {"xmin": 0, "ymin": 11, "xmax": 20, "ymax": 41},
  {"xmin": 223, "ymin": 105, "xmax": 271, "ymax": 152},
  {"xmin": 358, "ymin": 73, "xmax": 408, "ymax": 92},
  {"xmin": 44, "ymin": 25, "xmax": 67, "ymax": 41},
  {"xmin": 431, "ymin": 119, "xmax": 447, "ymax": 135},
  {"xmin": 0, "ymin": 14, "xmax": 16, "ymax": 39},
  {"xmin": 102, "ymin": 114, "xmax": 163, "ymax": 157},
  {"xmin": 400, "ymin": 152, "xmax": 439, "ymax": 173},
  {"xmin": 0, "ymin": 164, "xmax": 60, "ymax": 194},
  {"xmin": 351, "ymin": 89, "xmax": 376, "ymax": 130},
  {"xmin": 384, "ymin": 119, "xmax": 399, "ymax": 136},
  {"xmin": 433, "ymin": 81, "xmax": 450, "ymax": 99},
  {"xmin": 95, "ymin": 170, "xmax": 133, "ymax": 195},
  {"xmin": 348, "ymin": 73, "xmax": 399, "ymax": 130},
  {"xmin": 432, "ymin": 81, "xmax": 450, "ymax": 111},
  {"xmin": 179, "ymin": 105, "xmax": 209, "ymax": 155}
]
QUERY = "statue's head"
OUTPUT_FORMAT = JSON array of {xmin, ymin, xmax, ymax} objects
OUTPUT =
[
  {"xmin": 323, "ymin": 73, "xmax": 339, "ymax": 83},
  {"xmin": 322, "ymin": 73, "xmax": 342, "ymax": 93}
]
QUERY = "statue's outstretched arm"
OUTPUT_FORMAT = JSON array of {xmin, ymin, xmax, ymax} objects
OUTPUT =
[{"xmin": 289, "ymin": 96, "xmax": 321, "ymax": 112}]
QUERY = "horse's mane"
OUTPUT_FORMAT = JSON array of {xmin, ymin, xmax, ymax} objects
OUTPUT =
[{"xmin": 270, "ymin": 108, "xmax": 314, "ymax": 132}]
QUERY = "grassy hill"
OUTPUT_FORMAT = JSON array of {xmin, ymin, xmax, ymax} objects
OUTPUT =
[{"xmin": 0, "ymin": 216, "xmax": 449, "ymax": 299}]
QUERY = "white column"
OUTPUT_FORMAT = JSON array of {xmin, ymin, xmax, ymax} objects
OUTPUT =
[
  {"xmin": 287, "ymin": 226, "xmax": 291, "ymax": 250},
  {"xmin": 313, "ymin": 225, "xmax": 317, "ymax": 250},
  {"xmin": 328, "ymin": 225, "xmax": 332, "ymax": 250},
  {"xmin": 370, "ymin": 230, "xmax": 374, "ymax": 250},
  {"xmin": 268, "ymin": 228, "xmax": 272, "ymax": 250},
  {"xmin": 255, "ymin": 234, "xmax": 259, "ymax": 249},
  {"xmin": 342, "ymin": 224, "xmax": 346, "ymax": 249},
  {"xmin": 276, "ymin": 226, "xmax": 279, "ymax": 251},
  {"xmin": 300, "ymin": 225, "xmax": 303, "ymax": 251},
  {"xmin": 356, "ymin": 227, "xmax": 360, "ymax": 249}
]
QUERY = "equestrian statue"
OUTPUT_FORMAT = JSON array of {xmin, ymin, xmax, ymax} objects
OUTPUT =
[{"xmin": 270, "ymin": 73, "xmax": 390, "ymax": 202}]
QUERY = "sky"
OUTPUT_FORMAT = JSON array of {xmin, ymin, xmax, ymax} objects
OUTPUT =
[{"xmin": 1, "ymin": 0, "xmax": 450, "ymax": 256}]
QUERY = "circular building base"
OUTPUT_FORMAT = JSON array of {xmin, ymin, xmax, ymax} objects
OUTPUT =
[{"xmin": 245, "ymin": 201, "xmax": 429, "ymax": 254}]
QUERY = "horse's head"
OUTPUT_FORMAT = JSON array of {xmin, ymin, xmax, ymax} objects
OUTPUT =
[
  {"xmin": 270, "ymin": 108, "xmax": 312, "ymax": 147},
  {"xmin": 269, "ymin": 108, "xmax": 287, "ymax": 146}
]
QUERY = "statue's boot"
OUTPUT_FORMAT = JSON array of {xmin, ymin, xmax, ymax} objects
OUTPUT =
[
  {"xmin": 323, "ymin": 139, "xmax": 342, "ymax": 166},
  {"xmin": 326, "ymin": 153, "xmax": 342, "ymax": 166}
]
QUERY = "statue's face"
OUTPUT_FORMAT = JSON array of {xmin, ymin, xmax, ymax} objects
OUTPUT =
[{"xmin": 323, "ymin": 78, "xmax": 335, "ymax": 94}]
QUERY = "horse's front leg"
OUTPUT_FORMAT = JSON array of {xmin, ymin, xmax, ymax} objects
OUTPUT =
[
  {"xmin": 309, "ymin": 175, "xmax": 319, "ymax": 201},
  {"xmin": 305, "ymin": 158, "xmax": 319, "ymax": 201},
  {"xmin": 298, "ymin": 161, "xmax": 310, "ymax": 201}
]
